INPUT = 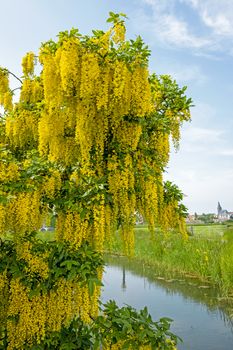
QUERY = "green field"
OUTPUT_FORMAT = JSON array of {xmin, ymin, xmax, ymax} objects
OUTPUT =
[{"xmin": 187, "ymin": 224, "xmax": 225, "ymax": 238}]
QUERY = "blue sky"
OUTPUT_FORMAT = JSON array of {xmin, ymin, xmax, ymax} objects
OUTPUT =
[{"xmin": 1, "ymin": 0, "xmax": 233, "ymax": 214}]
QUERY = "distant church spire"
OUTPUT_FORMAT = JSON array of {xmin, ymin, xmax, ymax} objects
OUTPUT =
[{"xmin": 217, "ymin": 202, "xmax": 222, "ymax": 216}]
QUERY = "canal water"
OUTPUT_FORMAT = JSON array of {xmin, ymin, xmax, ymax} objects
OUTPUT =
[{"xmin": 101, "ymin": 256, "xmax": 233, "ymax": 350}]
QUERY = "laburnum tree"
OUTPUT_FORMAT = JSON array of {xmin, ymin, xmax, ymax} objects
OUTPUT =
[{"xmin": 0, "ymin": 13, "xmax": 192, "ymax": 350}]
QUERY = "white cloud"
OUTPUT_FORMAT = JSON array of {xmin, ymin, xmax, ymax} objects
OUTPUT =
[
  {"xmin": 183, "ymin": 127, "xmax": 223, "ymax": 144},
  {"xmin": 166, "ymin": 133, "xmax": 233, "ymax": 213},
  {"xmin": 165, "ymin": 111, "xmax": 233, "ymax": 213},
  {"xmin": 158, "ymin": 14, "xmax": 211, "ymax": 49},
  {"xmin": 217, "ymin": 149, "xmax": 233, "ymax": 156},
  {"xmin": 194, "ymin": 51, "xmax": 222, "ymax": 61},
  {"xmin": 176, "ymin": 102, "xmax": 232, "ymax": 158},
  {"xmin": 166, "ymin": 165, "xmax": 233, "ymax": 213},
  {"xmin": 167, "ymin": 65, "xmax": 207, "ymax": 85},
  {"xmin": 182, "ymin": 0, "xmax": 233, "ymax": 37},
  {"xmin": 202, "ymin": 13, "xmax": 232, "ymax": 36},
  {"xmin": 140, "ymin": 1, "xmax": 212, "ymax": 50},
  {"xmin": 141, "ymin": 0, "xmax": 233, "ymax": 53}
]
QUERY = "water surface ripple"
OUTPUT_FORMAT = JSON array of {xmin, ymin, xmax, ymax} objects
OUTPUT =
[{"xmin": 101, "ymin": 256, "xmax": 233, "ymax": 350}]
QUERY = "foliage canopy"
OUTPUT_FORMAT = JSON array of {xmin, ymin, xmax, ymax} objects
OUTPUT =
[{"xmin": 0, "ymin": 12, "xmax": 192, "ymax": 349}]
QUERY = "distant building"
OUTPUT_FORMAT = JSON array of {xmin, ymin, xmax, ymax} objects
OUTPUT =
[
  {"xmin": 217, "ymin": 202, "xmax": 233, "ymax": 221},
  {"xmin": 185, "ymin": 214, "xmax": 202, "ymax": 224},
  {"xmin": 186, "ymin": 214, "xmax": 195, "ymax": 223}
]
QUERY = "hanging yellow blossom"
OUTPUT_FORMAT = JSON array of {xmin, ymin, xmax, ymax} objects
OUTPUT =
[
  {"xmin": 112, "ymin": 22, "xmax": 126, "ymax": 44},
  {"xmin": 59, "ymin": 39, "xmax": 81, "ymax": 95},
  {"xmin": 22, "ymin": 52, "xmax": 35, "ymax": 76},
  {"xmin": 80, "ymin": 52, "xmax": 100, "ymax": 101},
  {"xmin": 3, "ymin": 91, "xmax": 13, "ymax": 111},
  {"xmin": 0, "ymin": 68, "xmax": 9, "ymax": 103},
  {"xmin": 0, "ymin": 204, "xmax": 5, "ymax": 234}
]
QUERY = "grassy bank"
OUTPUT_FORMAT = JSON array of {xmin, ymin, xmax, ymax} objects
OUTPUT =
[
  {"xmin": 107, "ymin": 225, "xmax": 233, "ymax": 297},
  {"xmin": 187, "ymin": 224, "xmax": 225, "ymax": 238}
]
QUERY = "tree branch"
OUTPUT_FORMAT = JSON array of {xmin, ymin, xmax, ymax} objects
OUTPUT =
[
  {"xmin": 6, "ymin": 69, "xmax": 23, "ymax": 84},
  {"xmin": 12, "ymin": 87, "xmax": 21, "ymax": 92}
]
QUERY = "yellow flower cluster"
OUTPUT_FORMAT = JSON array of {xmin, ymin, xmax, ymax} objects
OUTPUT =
[
  {"xmin": 39, "ymin": 108, "xmax": 65, "ymax": 161},
  {"xmin": 6, "ymin": 109, "xmax": 38, "ymax": 148},
  {"xmin": 55, "ymin": 211, "xmax": 89, "ymax": 248},
  {"xmin": 90, "ymin": 267, "xmax": 103, "ymax": 318},
  {"xmin": 80, "ymin": 53, "xmax": 100, "ymax": 101},
  {"xmin": 120, "ymin": 225, "xmax": 135, "ymax": 256},
  {"xmin": 96, "ymin": 65, "xmax": 110, "ymax": 110},
  {"xmin": 18, "ymin": 78, "xmax": 43, "ymax": 105},
  {"xmin": 112, "ymin": 61, "xmax": 130, "ymax": 117},
  {"xmin": 36, "ymin": 35, "xmax": 152, "ymax": 165},
  {"xmin": 38, "ymin": 111, "xmax": 50, "ymax": 156},
  {"xmin": 159, "ymin": 201, "xmax": 188, "ymax": 238},
  {"xmin": 16, "ymin": 241, "xmax": 49, "ymax": 280},
  {"xmin": 4, "ymin": 190, "xmax": 42, "ymax": 235},
  {"xmin": 7, "ymin": 279, "xmax": 33, "ymax": 350},
  {"xmin": 42, "ymin": 169, "xmax": 61, "ymax": 199},
  {"xmin": 155, "ymin": 132, "xmax": 170, "ymax": 166},
  {"xmin": 22, "ymin": 52, "xmax": 35, "ymax": 76},
  {"xmin": 3, "ymin": 90, "xmax": 13, "ymax": 111},
  {"xmin": 75, "ymin": 102, "xmax": 96, "ymax": 165},
  {"xmin": 112, "ymin": 22, "xmax": 126, "ymax": 44},
  {"xmin": 19, "ymin": 79, "xmax": 33, "ymax": 103},
  {"xmin": 0, "ymin": 161, "xmax": 19, "ymax": 182},
  {"xmin": 6, "ymin": 277, "xmax": 98, "ymax": 349},
  {"xmin": 130, "ymin": 65, "xmax": 152, "ymax": 117},
  {"xmin": 94, "ymin": 30, "xmax": 111, "ymax": 57},
  {"xmin": 0, "ymin": 271, "xmax": 7, "ymax": 291},
  {"xmin": 108, "ymin": 154, "xmax": 136, "ymax": 254},
  {"xmin": 59, "ymin": 39, "xmax": 81, "ymax": 96},
  {"xmin": 39, "ymin": 52, "xmax": 61, "ymax": 104},
  {"xmin": 38, "ymin": 104, "xmax": 80, "ymax": 164},
  {"xmin": 160, "ymin": 201, "xmax": 177, "ymax": 231},
  {"xmin": 55, "ymin": 199, "xmax": 106, "ymax": 252},
  {"xmin": 139, "ymin": 175, "xmax": 159, "ymax": 232},
  {"xmin": 0, "ymin": 204, "xmax": 6, "ymax": 234},
  {"xmin": 0, "ymin": 68, "xmax": 13, "ymax": 111},
  {"xmin": 0, "ymin": 270, "xmax": 8, "ymax": 333},
  {"xmin": 32, "ymin": 78, "xmax": 44, "ymax": 102},
  {"xmin": 115, "ymin": 121, "xmax": 142, "ymax": 151},
  {"xmin": 0, "ymin": 69, "xmax": 9, "ymax": 97},
  {"xmin": 178, "ymin": 216, "xmax": 188, "ymax": 239}
]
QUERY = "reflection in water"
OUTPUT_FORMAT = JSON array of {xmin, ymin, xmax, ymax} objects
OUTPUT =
[
  {"xmin": 102, "ymin": 255, "xmax": 233, "ymax": 350},
  {"xmin": 121, "ymin": 266, "xmax": 126, "ymax": 291}
]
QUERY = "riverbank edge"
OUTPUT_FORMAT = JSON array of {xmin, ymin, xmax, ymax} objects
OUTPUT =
[
  {"xmin": 104, "ymin": 230, "xmax": 233, "ymax": 301},
  {"xmin": 104, "ymin": 250, "xmax": 233, "ymax": 303}
]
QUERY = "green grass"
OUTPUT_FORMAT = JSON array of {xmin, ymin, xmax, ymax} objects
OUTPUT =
[
  {"xmin": 36, "ymin": 230, "xmax": 55, "ymax": 241},
  {"xmin": 1, "ymin": 231, "xmax": 55, "ymax": 242},
  {"xmin": 188, "ymin": 224, "xmax": 224, "ymax": 238},
  {"xmin": 107, "ymin": 225, "xmax": 233, "ymax": 297},
  {"xmin": 223, "ymin": 227, "xmax": 233, "ymax": 242}
]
